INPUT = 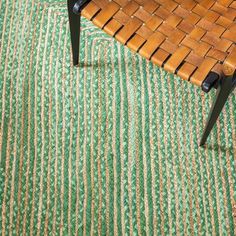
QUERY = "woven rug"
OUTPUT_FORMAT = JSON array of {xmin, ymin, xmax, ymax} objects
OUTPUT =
[{"xmin": 0, "ymin": 1, "xmax": 236, "ymax": 235}]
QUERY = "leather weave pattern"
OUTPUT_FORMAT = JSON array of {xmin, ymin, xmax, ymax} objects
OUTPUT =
[{"xmin": 82, "ymin": 0, "xmax": 236, "ymax": 86}]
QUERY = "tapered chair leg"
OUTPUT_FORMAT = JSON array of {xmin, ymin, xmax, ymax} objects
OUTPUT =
[
  {"xmin": 200, "ymin": 74, "xmax": 235, "ymax": 146},
  {"xmin": 68, "ymin": 0, "xmax": 81, "ymax": 66}
]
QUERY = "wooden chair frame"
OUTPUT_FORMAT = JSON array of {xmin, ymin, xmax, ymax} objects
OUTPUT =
[{"xmin": 67, "ymin": 0, "xmax": 236, "ymax": 146}]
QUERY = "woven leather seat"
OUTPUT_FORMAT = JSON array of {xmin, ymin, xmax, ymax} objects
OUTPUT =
[
  {"xmin": 67, "ymin": 0, "xmax": 236, "ymax": 145},
  {"xmin": 81, "ymin": 0, "xmax": 236, "ymax": 87}
]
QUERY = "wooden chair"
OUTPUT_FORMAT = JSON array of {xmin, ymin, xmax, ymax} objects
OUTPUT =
[{"xmin": 68, "ymin": 0, "xmax": 236, "ymax": 146}]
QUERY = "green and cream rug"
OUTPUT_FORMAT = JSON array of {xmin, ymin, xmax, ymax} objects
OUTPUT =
[{"xmin": 0, "ymin": 0, "xmax": 236, "ymax": 235}]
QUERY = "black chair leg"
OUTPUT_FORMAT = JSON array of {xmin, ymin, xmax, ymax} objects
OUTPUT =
[
  {"xmin": 68, "ymin": 0, "xmax": 81, "ymax": 66},
  {"xmin": 200, "ymin": 74, "xmax": 235, "ymax": 146}
]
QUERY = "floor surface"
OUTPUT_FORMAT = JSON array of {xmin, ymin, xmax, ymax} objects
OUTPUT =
[{"xmin": 0, "ymin": 1, "xmax": 236, "ymax": 235}]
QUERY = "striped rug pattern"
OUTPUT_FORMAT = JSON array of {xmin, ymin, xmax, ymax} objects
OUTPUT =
[{"xmin": 0, "ymin": 1, "xmax": 236, "ymax": 235}]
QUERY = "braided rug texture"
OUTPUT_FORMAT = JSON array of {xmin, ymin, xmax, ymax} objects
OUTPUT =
[{"xmin": 0, "ymin": 0, "xmax": 236, "ymax": 235}]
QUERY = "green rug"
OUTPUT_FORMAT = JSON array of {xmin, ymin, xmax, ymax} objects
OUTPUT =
[{"xmin": 0, "ymin": 1, "xmax": 236, "ymax": 235}]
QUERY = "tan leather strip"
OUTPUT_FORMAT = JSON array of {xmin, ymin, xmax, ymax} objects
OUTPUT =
[
  {"xmin": 223, "ymin": 47, "xmax": 236, "ymax": 76},
  {"xmin": 81, "ymin": 2, "xmax": 100, "ymax": 20},
  {"xmin": 115, "ymin": 17, "xmax": 142, "ymax": 44},
  {"xmin": 127, "ymin": 34, "xmax": 146, "ymax": 52},
  {"xmin": 151, "ymin": 49, "xmax": 169, "ymax": 67},
  {"xmin": 177, "ymin": 62, "xmax": 196, "ymax": 81},
  {"xmin": 190, "ymin": 57, "xmax": 217, "ymax": 86},
  {"xmin": 139, "ymin": 32, "xmax": 165, "ymax": 59},
  {"xmin": 93, "ymin": 2, "xmax": 120, "ymax": 28},
  {"xmin": 104, "ymin": 19, "xmax": 123, "ymax": 36},
  {"xmin": 164, "ymin": 46, "xmax": 191, "ymax": 73}
]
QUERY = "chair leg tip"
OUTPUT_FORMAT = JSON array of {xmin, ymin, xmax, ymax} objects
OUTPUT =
[
  {"xmin": 73, "ymin": 60, "xmax": 79, "ymax": 67},
  {"xmin": 199, "ymin": 140, "xmax": 206, "ymax": 147}
]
